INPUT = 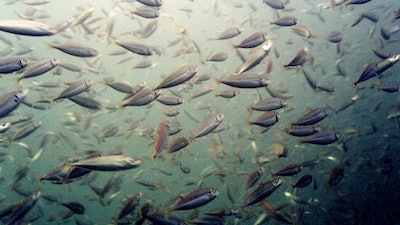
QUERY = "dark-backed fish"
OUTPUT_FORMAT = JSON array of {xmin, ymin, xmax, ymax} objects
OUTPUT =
[
  {"xmin": 218, "ymin": 74, "xmax": 270, "ymax": 88},
  {"xmin": 171, "ymin": 187, "xmax": 219, "ymax": 211},
  {"xmin": 0, "ymin": 89, "xmax": 28, "ymax": 118},
  {"xmin": 0, "ymin": 58, "xmax": 27, "ymax": 74},
  {"xmin": 243, "ymin": 178, "xmax": 282, "ymax": 208},
  {"xmin": 234, "ymin": 32, "xmax": 266, "ymax": 48},
  {"xmin": 71, "ymin": 155, "xmax": 142, "ymax": 171},
  {"xmin": 50, "ymin": 43, "xmax": 98, "ymax": 57},
  {"xmin": 18, "ymin": 58, "xmax": 58, "ymax": 82},
  {"xmin": 155, "ymin": 65, "xmax": 198, "ymax": 89},
  {"xmin": 300, "ymin": 130, "xmax": 339, "ymax": 145}
]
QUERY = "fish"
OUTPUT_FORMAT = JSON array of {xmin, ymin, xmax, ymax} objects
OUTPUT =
[
  {"xmin": 18, "ymin": 58, "xmax": 58, "ymax": 82},
  {"xmin": 115, "ymin": 40, "xmax": 153, "ymax": 56},
  {"xmin": 137, "ymin": 0, "xmax": 162, "ymax": 7},
  {"xmin": 5, "ymin": 191, "xmax": 41, "ymax": 225},
  {"xmin": 71, "ymin": 155, "xmax": 142, "ymax": 171},
  {"xmin": 243, "ymin": 178, "xmax": 283, "ymax": 208},
  {"xmin": 0, "ymin": 122, "xmax": 11, "ymax": 133},
  {"xmin": 218, "ymin": 74, "xmax": 270, "ymax": 88},
  {"xmin": 163, "ymin": 107, "xmax": 181, "ymax": 117},
  {"xmin": 270, "ymin": 16, "xmax": 297, "ymax": 26},
  {"xmin": 171, "ymin": 187, "xmax": 219, "ymax": 211},
  {"xmin": 145, "ymin": 213, "xmax": 185, "ymax": 225},
  {"xmin": 244, "ymin": 167, "xmax": 264, "ymax": 190},
  {"xmin": 141, "ymin": 20, "xmax": 158, "ymax": 39},
  {"xmin": 273, "ymin": 163, "xmax": 303, "ymax": 176},
  {"xmin": 167, "ymin": 137, "xmax": 189, "ymax": 153},
  {"xmin": 155, "ymin": 65, "xmax": 198, "ymax": 89},
  {"xmin": 0, "ymin": 20, "xmax": 56, "ymax": 36},
  {"xmin": 215, "ymin": 89, "xmax": 238, "ymax": 98},
  {"xmin": 391, "ymin": 8, "xmax": 400, "ymax": 22},
  {"xmin": 61, "ymin": 201, "xmax": 85, "ymax": 214},
  {"xmin": 132, "ymin": 6, "xmax": 160, "ymax": 19},
  {"xmin": 234, "ymin": 32, "xmax": 267, "ymax": 48},
  {"xmin": 234, "ymin": 40, "xmax": 273, "ymax": 75},
  {"xmin": 68, "ymin": 95, "xmax": 102, "ymax": 110},
  {"xmin": 287, "ymin": 125, "xmax": 320, "ymax": 137},
  {"xmin": 53, "ymin": 80, "xmax": 92, "ymax": 101},
  {"xmin": 211, "ymin": 27, "xmax": 242, "ymax": 40},
  {"xmin": 117, "ymin": 192, "xmax": 142, "ymax": 221},
  {"xmin": 328, "ymin": 166, "xmax": 344, "ymax": 186},
  {"xmin": 206, "ymin": 52, "xmax": 228, "ymax": 62},
  {"xmin": 345, "ymin": 0, "xmax": 371, "ymax": 6},
  {"xmin": 122, "ymin": 88, "xmax": 160, "ymax": 107},
  {"xmin": 263, "ymin": 0, "xmax": 285, "ymax": 9},
  {"xmin": 50, "ymin": 43, "xmax": 98, "ymax": 57},
  {"xmin": 327, "ymin": 31, "xmax": 342, "ymax": 43},
  {"xmin": 292, "ymin": 107, "xmax": 330, "ymax": 126},
  {"xmin": 250, "ymin": 97, "xmax": 287, "ymax": 111},
  {"xmin": 249, "ymin": 111, "xmax": 279, "ymax": 127},
  {"xmin": 153, "ymin": 120, "xmax": 169, "ymax": 159},
  {"xmin": 190, "ymin": 113, "xmax": 224, "ymax": 141},
  {"xmin": 284, "ymin": 48, "xmax": 308, "ymax": 67},
  {"xmin": 0, "ymin": 89, "xmax": 28, "ymax": 118},
  {"xmin": 10, "ymin": 121, "xmax": 41, "ymax": 142},
  {"xmin": 300, "ymin": 130, "xmax": 340, "ymax": 145},
  {"xmin": 156, "ymin": 95, "xmax": 184, "ymax": 105},
  {"xmin": 0, "ymin": 58, "xmax": 28, "ymax": 74},
  {"xmin": 293, "ymin": 174, "xmax": 313, "ymax": 188}
]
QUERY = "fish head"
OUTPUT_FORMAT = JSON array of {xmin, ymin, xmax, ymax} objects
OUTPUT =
[
  {"xmin": 215, "ymin": 113, "xmax": 224, "ymax": 123},
  {"xmin": 0, "ymin": 123, "xmax": 11, "ymax": 129},
  {"xmin": 259, "ymin": 77, "xmax": 270, "ymax": 86},
  {"xmin": 389, "ymin": 54, "xmax": 400, "ymax": 62},
  {"xmin": 19, "ymin": 58, "xmax": 28, "ymax": 67},
  {"xmin": 262, "ymin": 40, "xmax": 273, "ymax": 52},
  {"xmin": 51, "ymin": 58, "xmax": 59, "ymax": 66},
  {"xmin": 273, "ymin": 177, "xmax": 283, "ymax": 187},
  {"xmin": 14, "ymin": 89, "xmax": 28, "ymax": 102},
  {"xmin": 210, "ymin": 188, "xmax": 219, "ymax": 197}
]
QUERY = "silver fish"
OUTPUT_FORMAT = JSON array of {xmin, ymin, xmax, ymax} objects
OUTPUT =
[
  {"xmin": 5, "ymin": 192, "xmax": 41, "ymax": 225},
  {"xmin": 234, "ymin": 40, "xmax": 272, "ymax": 75},
  {"xmin": 271, "ymin": 16, "xmax": 297, "ymax": 26},
  {"xmin": 0, "ymin": 20, "xmax": 56, "ymax": 36},
  {"xmin": 190, "ymin": 113, "xmax": 224, "ymax": 141},
  {"xmin": 292, "ymin": 107, "xmax": 329, "ymax": 126},
  {"xmin": 244, "ymin": 167, "xmax": 264, "ymax": 190},
  {"xmin": 68, "ymin": 95, "xmax": 102, "ymax": 110},
  {"xmin": 132, "ymin": 6, "xmax": 160, "ymax": 19},
  {"xmin": 141, "ymin": 20, "xmax": 158, "ymax": 39},
  {"xmin": 0, "ymin": 122, "xmax": 11, "ymax": 133},
  {"xmin": 156, "ymin": 95, "xmax": 184, "ymax": 105},
  {"xmin": 54, "ymin": 80, "xmax": 92, "ymax": 101},
  {"xmin": 250, "ymin": 97, "xmax": 287, "ymax": 111},
  {"xmin": 300, "ymin": 130, "xmax": 340, "ymax": 145},
  {"xmin": 11, "ymin": 121, "xmax": 41, "ymax": 142},
  {"xmin": 212, "ymin": 27, "xmax": 242, "ymax": 40},
  {"xmin": 218, "ymin": 74, "xmax": 270, "ymax": 88},
  {"xmin": 115, "ymin": 40, "xmax": 153, "ymax": 56},
  {"xmin": 137, "ymin": 0, "xmax": 162, "ymax": 7},
  {"xmin": 0, "ymin": 89, "xmax": 28, "ymax": 118},
  {"xmin": 0, "ymin": 58, "xmax": 28, "ymax": 74},
  {"xmin": 243, "ymin": 178, "xmax": 283, "ymax": 208},
  {"xmin": 249, "ymin": 111, "xmax": 279, "ymax": 127},
  {"xmin": 171, "ymin": 187, "xmax": 219, "ymax": 211},
  {"xmin": 155, "ymin": 65, "xmax": 198, "ymax": 89},
  {"xmin": 167, "ymin": 137, "xmax": 189, "ymax": 153},
  {"xmin": 72, "ymin": 155, "xmax": 142, "ymax": 171},
  {"xmin": 50, "ymin": 43, "xmax": 98, "ymax": 57},
  {"xmin": 18, "ymin": 58, "xmax": 58, "ymax": 82},
  {"xmin": 206, "ymin": 52, "xmax": 227, "ymax": 62},
  {"xmin": 234, "ymin": 32, "xmax": 267, "ymax": 48},
  {"xmin": 264, "ymin": 0, "xmax": 285, "ymax": 9},
  {"xmin": 122, "ymin": 88, "xmax": 160, "ymax": 107}
]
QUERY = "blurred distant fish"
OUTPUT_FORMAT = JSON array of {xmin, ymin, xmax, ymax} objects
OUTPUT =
[
  {"xmin": 206, "ymin": 52, "xmax": 227, "ymax": 62},
  {"xmin": 5, "ymin": 192, "xmax": 40, "ymax": 225},
  {"xmin": 68, "ymin": 95, "xmax": 102, "ymax": 110},
  {"xmin": 209, "ymin": 27, "xmax": 242, "ymax": 40},
  {"xmin": 141, "ymin": 20, "xmax": 158, "ymax": 38},
  {"xmin": 153, "ymin": 120, "xmax": 169, "ymax": 159},
  {"xmin": 137, "ymin": 0, "xmax": 163, "ymax": 7},
  {"xmin": 284, "ymin": 48, "xmax": 309, "ymax": 67},
  {"xmin": 327, "ymin": 31, "xmax": 342, "ymax": 43},
  {"xmin": 0, "ymin": 20, "xmax": 56, "ymax": 36},
  {"xmin": 50, "ymin": 43, "xmax": 98, "ymax": 57},
  {"xmin": 263, "ymin": 0, "xmax": 285, "ymax": 9},
  {"xmin": 270, "ymin": 16, "xmax": 297, "ymax": 26},
  {"xmin": 345, "ymin": 0, "xmax": 371, "ymax": 6},
  {"xmin": 244, "ymin": 167, "xmax": 264, "ymax": 190},
  {"xmin": 292, "ymin": 107, "xmax": 330, "ymax": 126},
  {"xmin": 132, "ymin": 6, "xmax": 160, "ymax": 19},
  {"xmin": 328, "ymin": 166, "xmax": 344, "ymax": 186},
  {"xmin": 0, "ymin": 58, "xmax": 27, "ymax": 74},
  {"xmin": 122, "ymin": 88, "xmax": 160, "ymax": 107},
  {"xmin": 61, "ymin": 201, "xmax": 85, "ymax": 214},
  {"xmin": 250, "ymin": 97, "xmax": 287, "ymax": 111},
  {"xmin": 249, "ymin": 111, "xmax": 279, "ymax": 128},
  {"xmin": 354, "ymin": 54, "xmax": 400, "ymax": 85}
]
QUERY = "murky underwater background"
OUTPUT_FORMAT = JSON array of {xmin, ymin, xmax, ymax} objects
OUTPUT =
[{"xmin": 0, "ymin": 0, "xmax": 400, "ymax": 224}]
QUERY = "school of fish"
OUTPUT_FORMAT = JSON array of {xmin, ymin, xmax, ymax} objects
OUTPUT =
[{"xmin": 0, "ymin": 0, "xmax": 399, "ymax": 224}]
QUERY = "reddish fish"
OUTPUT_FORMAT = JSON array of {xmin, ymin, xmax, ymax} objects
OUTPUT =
[{"xmin": 153, "ymin": 120, "xmax": 169, "ymax": 159}]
